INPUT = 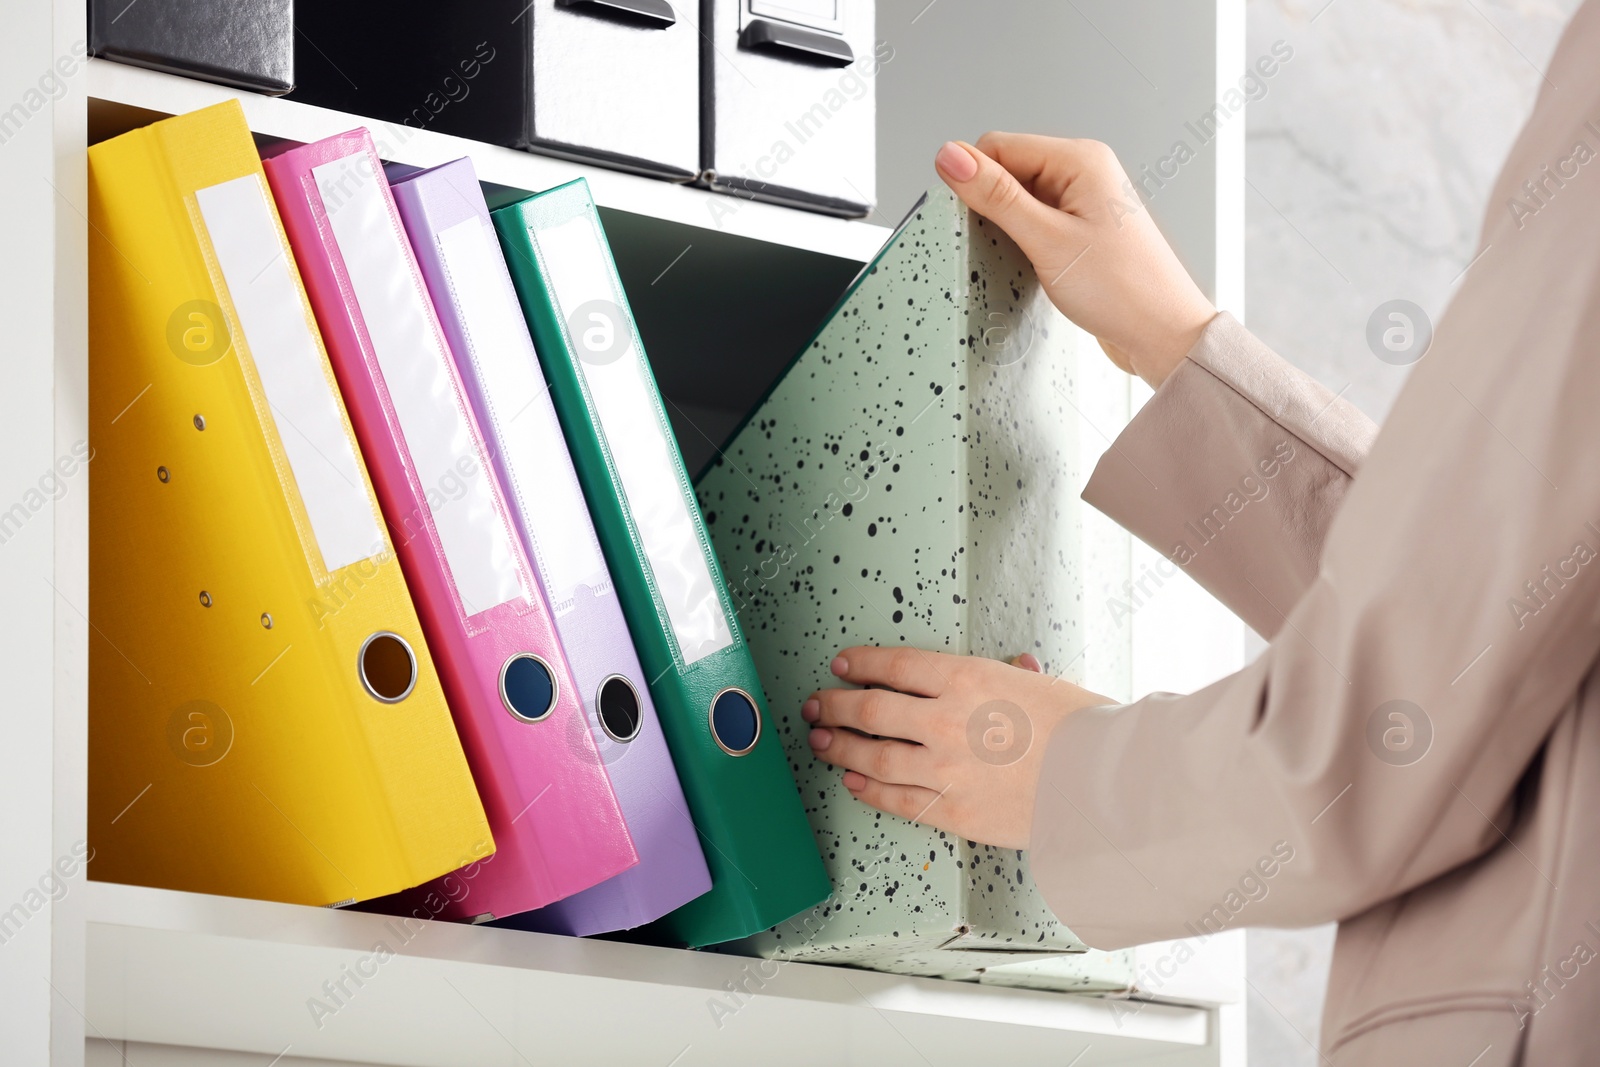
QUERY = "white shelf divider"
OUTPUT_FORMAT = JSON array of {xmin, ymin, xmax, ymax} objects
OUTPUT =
[
  {"xmin": 85, "ymin": 880, "xmax": 1218, "ymax": 1067},
  {"xmin": 86, "ymin": 59, "xmax": 891, "ymax": 262}
]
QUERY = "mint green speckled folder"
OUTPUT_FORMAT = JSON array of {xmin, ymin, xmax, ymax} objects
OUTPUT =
[
  {"xmin": 694, "ymin": 188, "xmax": 1134, "ymax": 979},
  {"xmin": 978, "ymin": 950, "xmax": 1138, "ymax": 995}
]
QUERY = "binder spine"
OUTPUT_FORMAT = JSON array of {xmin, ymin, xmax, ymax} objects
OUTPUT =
[
  {"xmin": 390, "ymin": 158, "xmax": 710, "ymax": 934},
  {"xmin": 88, "ymin": 101, "xmax": 491, "ymax": 907},
  {"xmin": 492, "ymin": 181, "xmax": 830, "ymax": 945},
  {"xmin": 263, "ymin": 132, "xmax": 637, "ymax": 920}
]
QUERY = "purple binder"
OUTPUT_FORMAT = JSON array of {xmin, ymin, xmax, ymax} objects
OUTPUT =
[{"xmin": 388, "ymin": 157, "xmax": 712, "ymax": 934}]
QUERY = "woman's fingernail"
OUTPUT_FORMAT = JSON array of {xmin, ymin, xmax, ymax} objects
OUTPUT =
[
  {"xmin": 801, "ymin": 698, "xmax": 821, "ymax": 723},
  {"xmin": 935, "ymin": 141, "xmax": 978, "ymax": 182},
  {"xmin": 843, "ymin": 771, "xmax": 867, "ymax": 792},
  {"xmin": 809, "ymin": 728, "xmax": 833, "ymax": 751},
  {"xmin": 1011, "ymin": 653, "xmax": 1043, "ymax": 673},
  {"xmin": 830, "ymin": 655, "xmax": 849, "ymax": 677}
]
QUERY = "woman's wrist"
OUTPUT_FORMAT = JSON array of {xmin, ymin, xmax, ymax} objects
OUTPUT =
[{"xmin": 1129, "ymin": 307, "xmax": 1217, "ymax": 389}]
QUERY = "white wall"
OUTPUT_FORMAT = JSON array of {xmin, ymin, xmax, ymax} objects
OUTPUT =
[
  {"xmin": 1246, "ymin": 0, "xmax": 1583, "ymax": 421},
  {"xmin": 875, "ymin": 0, "xmax": 1242, "ymax": 305}
]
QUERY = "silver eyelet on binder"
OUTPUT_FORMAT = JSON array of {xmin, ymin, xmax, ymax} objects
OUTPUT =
[
  {"xmin": 709, "ymin": 686, "xmax": 761, "ymax": 756},
  {"xmin": 198, "ymin": 590, "xmax": 212, "ymax": 608},
  {"xmin": 156, "ymin": 466, "xmax": 170, "ymax": 483},
  {"xmin": 260, "ymin": 613, "xmax": 273, "ymax": 629},
  {"xmin": 358, "ymin": 631, "xmax": 418, "ymax": 703},
  {"xmin": 193, "ymin": 414, "xmax": 206, "ymax": 431},
  {"xmin": 499, "ymin": 653, "xmax": 559, "ymax": 723},
  {"xmin": 596, "ymin": 675, "xmax": 643, "ymax": 743}
]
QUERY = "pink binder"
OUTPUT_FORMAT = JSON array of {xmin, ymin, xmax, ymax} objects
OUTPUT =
[{"xmin": 262, "ymin": 129, "xmax": 636, "ymax": 921}]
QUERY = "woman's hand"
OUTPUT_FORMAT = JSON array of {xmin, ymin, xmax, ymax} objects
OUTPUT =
[
  {"xmin": 934, "ymin": 134, "xmax": 1216, "ymax": 389},
  {"xmin": 803, "ymin": 646, "xmax": 1114, "ymax": 850}
]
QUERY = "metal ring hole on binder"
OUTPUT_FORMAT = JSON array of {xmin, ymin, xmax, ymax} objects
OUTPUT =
[
  {"xmin": 596, "ymin": 675, "xmax": 643, "ymax": 743},
  {"xmin": 198, "ymin": 590, "xmax": 212, "ymax": 608},
  {"xmin": 709, "ymin": 687, "xmax": 761, "ymax": 756},
  {"xmin": 500, "ymin": 653, "xmax": 558, "ymax": 723},
  {"xmin": 260, "ymin": 613, "xmax": 273, "ymax": 630},
  {"xmin": 156, "ymin": 466, "xmax": 170, "ymax": 483},
  {"xmin": 193, "ymin": 414, "xmax": 206, "ymax": 431},
  {"xmin": 359, "ymin": 631, "xmax": 417, "ymax": 703}
]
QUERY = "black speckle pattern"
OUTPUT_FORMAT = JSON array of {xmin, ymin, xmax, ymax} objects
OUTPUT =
[{"xmin": 697, "ymin": 189, "xmax": 1129, "ymax": 978}]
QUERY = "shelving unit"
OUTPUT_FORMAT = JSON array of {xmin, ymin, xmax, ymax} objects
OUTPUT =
[
  {"xmin": 87, "ymin": 59, "xmax": 888, "ymax": 261},
  {"xmin": 4, "ymin": 1, "xmax": 1248, "ymax": 1063}
]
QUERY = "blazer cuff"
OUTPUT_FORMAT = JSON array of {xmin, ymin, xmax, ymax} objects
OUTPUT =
[
  {"xmin": 1080, "ymin": 312, "xmax": 1377, "ymax": 637},
  {"xmin": 1182, "ymin": 312, "xmax": 1371, "ymax": 478}
]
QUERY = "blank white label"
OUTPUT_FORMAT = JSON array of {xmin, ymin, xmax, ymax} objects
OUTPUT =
[
  {"xmin": 194, "ymin": 174, "xmax": 383, "ymax": 575},
  {"xmin": 750, "ymin": 0, "xmax": 841, "ymax": 29},
  {"xmin": 435, "ymin": 215, "xmax": 611, "ymax": 613},
  {"xmin": 533, "ymin": 212, "xmax": 734, "ymax": 664},
  {"xmin": 312, "ymin": 151, "xmax": 524, "ymax": 617}
]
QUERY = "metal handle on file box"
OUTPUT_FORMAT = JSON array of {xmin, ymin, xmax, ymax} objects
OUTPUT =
[
  {"xmin": 556, "ymin": 0, "xmax": 677, "ymax": 28},
  {"xmin": 737, "ymin": 18, "xmax": 854, "ymax": 66}
]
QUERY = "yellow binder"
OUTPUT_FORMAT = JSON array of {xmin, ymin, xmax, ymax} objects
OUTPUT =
[{"xmin": 88, "ymin": 100, "xmax": 493, "ymax": 906}]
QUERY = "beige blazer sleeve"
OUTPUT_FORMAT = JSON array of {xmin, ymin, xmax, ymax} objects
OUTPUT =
[
  {"xmin": 1082, "ymin": 312, "xmax": 1374, "ymax": 637},
  {"xmin": 1030, "ymin": 273, "xmax": 1600, "ymax": 948}
]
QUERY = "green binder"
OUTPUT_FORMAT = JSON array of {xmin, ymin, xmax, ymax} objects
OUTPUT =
[
  {"xmin": 693, "ymin": 188, "xmax": 1134, "ymax": 977},
  {"xmin": 492, "ymin": 179, "xmax": 829, "ymax": 947}
]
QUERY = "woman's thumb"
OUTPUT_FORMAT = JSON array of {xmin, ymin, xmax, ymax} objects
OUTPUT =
[{"xmin": 934, "ymin": 141, "xmax": 1059, "ymax": 262}]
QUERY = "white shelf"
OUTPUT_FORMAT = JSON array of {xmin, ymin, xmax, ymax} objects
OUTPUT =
[
  {"xmin": 85, "ymin": 881, "xmax": 1219, "ymax": 1067},
  {"xmin": 85, "ymin": 59, "xmax": 892, "ymax": 262}
]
